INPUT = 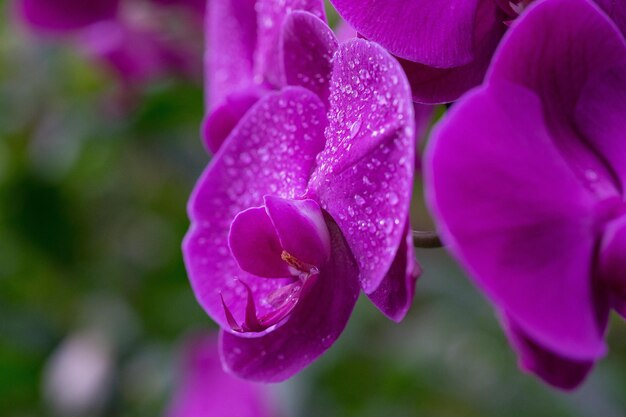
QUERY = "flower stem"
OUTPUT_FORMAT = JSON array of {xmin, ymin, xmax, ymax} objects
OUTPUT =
[{"xmin": 412, "ymin": 230, "xmax": 443, "ymax": 248}]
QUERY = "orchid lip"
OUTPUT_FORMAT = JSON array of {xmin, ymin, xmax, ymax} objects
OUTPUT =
[
  {"xmin": 223, "ymin": 197, "xmax": 330, "ymax": 335},
  {"xmin": 222, "ymin": 251, "xmax": 321, "ymax": 334}
]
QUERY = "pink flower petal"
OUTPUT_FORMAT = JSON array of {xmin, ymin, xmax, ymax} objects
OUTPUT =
[
  {"xmin": 502, "ymin": 315, "xmax": 595, "ymax": 390},
  {"xmin": 16, "ymin": 0, "xmax": 119, "ymax": 33},
  {"xmin": 264, "ymin": 196, "xmax": 331, "ymax": 268},
  {"xmin": 254, "ymin": 0, "xmax": 326, "ymax": 87},
  {"xmin": 228, "ymin": 206, "xmax": 292, "ymax": 279},
  {"xmin": 206, "ymin": 0, "xmax": 257, "ymax": 109},
  {"xmin": 309, "ymin": 39, "xmax": 418, "ymax": 297},
  {"xmin": 202, "ymin": 87, "xmax": 266, "ymax": 153},
  {"xmin": 426, "ymin": 81, "xmax": 608, "ymax": 361},
  {"xmin": 281, "ymin": 11, "xmax": 338, "ymax": 106},
  {"xmin": 165, "ymin": 333, "xmax": 274, "ymax": 417},
  {"xmin": 366, "ymin": 217, "xmax": 420, "ymax": 322},
  {"xmin": 329, "ymin": 0, "xmax": 482, "ymax": 67}
]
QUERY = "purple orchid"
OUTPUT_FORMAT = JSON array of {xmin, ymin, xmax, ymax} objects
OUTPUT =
[
  {"xmin": 329, "ymin": 0, "xmax": 626, "ymax": 104},
  {"xmin": 425, "ymin": 0, "xmax": 626, "ymax": 389},
  {"xmin": 203, "ymin": 0, "xmax": 433, "ymax": 153},
  {"xmin": 15, "ymin": 0, "xmax": 203, "ymax": 33},
  {"xmin": 184, "ymin": 11, "xmax": 420, "ymax": 381},
  {"xmin": 164, "ymin": 333, "xmax": 276, "ymax": 417},
  {"xmin": 15, "ymin": 0, "xmax": 120, "ymax": 33},
  {"xmin": 202, "ymin": 0, "xmax": 327, "ymax": 153},
  {"xmin": 14, "ymin": 0, "xmax": 204, "ymax": 84},
  {"xmin": 75, "ymin": 20, "xmax": 196, "ymax": 85}
]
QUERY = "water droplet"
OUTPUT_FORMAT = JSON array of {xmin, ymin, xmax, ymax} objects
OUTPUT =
[{"xmin": 349, "ymin": 118, "xmax": 362, "ymax": 139}]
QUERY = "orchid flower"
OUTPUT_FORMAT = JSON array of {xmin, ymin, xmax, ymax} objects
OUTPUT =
[
  {"xmin": 203, "ymin": 0, "xmax": 433, "ymax": 153},
  {"xmin": 165, "ymin": 333, "xmax": 276, "ymax": 417},
  {"xmin": 14, "ymin": 0, "xmax": 203, "ymax": 84},
  {"xmin": 76, "ymin": 19, "xmax": 198, "ymax": 85},
  {"xmin": 184, "ymin": 11, "xmax": 420, "ymax": 381},
  {"xmin": 15, "ymin": 0, "xmax": 120, "ymax": 33},
  {"xmin": 329, "ymin": 0, "xmax": 626, "ymax": 104},
  {"xmin": 425, "ymin": 0, "xmax": 626, "ymax": 389},
  {"xmin": 202, "ymin": 0, "xmax": 327, "ymax": 153},
  {"xmin": 15, "ymin": 0, "xmax": 203, "ymax": 33}
]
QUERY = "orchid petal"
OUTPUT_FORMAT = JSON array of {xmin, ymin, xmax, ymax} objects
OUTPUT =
[
  {"xmin": 599, "ymin": 216, "xmax": 626, "ymax": 300},
  {"xmin": 202, "ymin": 88, "xmax": 266, "ymax": 154},
  {"xmin": 281, "ymin": 11, "xmax": 338, "ymax": 106},
  {"xmin": 494, "ymin": 1, "xmax": 626, "ymax": 196},
  {"xmin": 164, "ymin": 334, "xmax": 273, "ymax": 417},
  {"xmin": 490, "ymin": 0, "xmax": 626, "ymax": 143},
  {"xmin": 206, "ymin": 0, "xmax": 257, "ymax": 109},
  {"xmin": 254, "ymin": 0, "xmax": 326, "ymax": 87},
  {"xmin": 425, "ymin": 81, "xmax": 608, "ymax": 360},
  {"xmin": 329, "ymin": 0, "xmax": 482, "ymax": 67},
  {"xmin": 228, "ymin": 207, "xmax": 292, "ymax": 279},
  {"xmin": 264, "ymin": 196, "xmax": 331, "ymax": 267},
  {"xmin": 334, "ymin": 18, "xmax": 356, "ymax": 43},
  {"xmin": 240, "ymin": 280, "xmax": 269, "ymax": 332},
  {"xmin": 78, "ymin": 20, "xmax": 192, "ymax": 84},
  {"xmin": 221, "ymin": 294, "xmax": 245, "ymax": 332},
  {"xmin": 502, "ymin": 315, "xmax": 595, "ymax": 390},
  {"xmin": 575, "ymin": 64, "xmax": 626, "ymax": 191},
  {"xmin": 367, "ymin": 218, "xmax": 419, "ymax": 322},
  {"xmin": 399, "ymin": 18, "xmax": 505, "ymax": 104},
  {"xmin": 184, "ymin": 87, "xmax": 327, "ymax": 330},
  {"xmin": 593, "ymin": 0, "xmax": 626, "ymax": 35},
  {"xmin": 16, "ymin": 0, "xmax": 119, "ymax": 33},
  {"xmin": 220, "ymin": 215, "xmax": 360, "ymax": 382},
  {"xmin": 309, "ymin": 39, "xmax": 417, "ymax": 296}
]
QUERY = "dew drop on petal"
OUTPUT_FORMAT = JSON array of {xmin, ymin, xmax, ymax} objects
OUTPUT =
[{"xmin": 354, "ymin": 194, "xmax": 366, "ymax": 206}]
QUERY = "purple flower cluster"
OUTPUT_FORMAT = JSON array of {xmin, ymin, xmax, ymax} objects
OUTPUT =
[
  {"xmin": 14, "ymin": 0, "xmax": 204, "ymax": 84},
  {"xmin": 184, "ymin": 0, "xmax": 626, "ymax": 390},
  {"xmin": 27, "ymin": 0, "xmax": 626, "ymax": 392},
  {"xmin": 185, "ymin": 0, "xmax": 626, "ymax": 390}
]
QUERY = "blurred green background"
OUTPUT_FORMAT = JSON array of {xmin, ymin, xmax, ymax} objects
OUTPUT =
[{"xmin": 1, "ymin": 0, "xmax": 626, "ymax": 416}]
